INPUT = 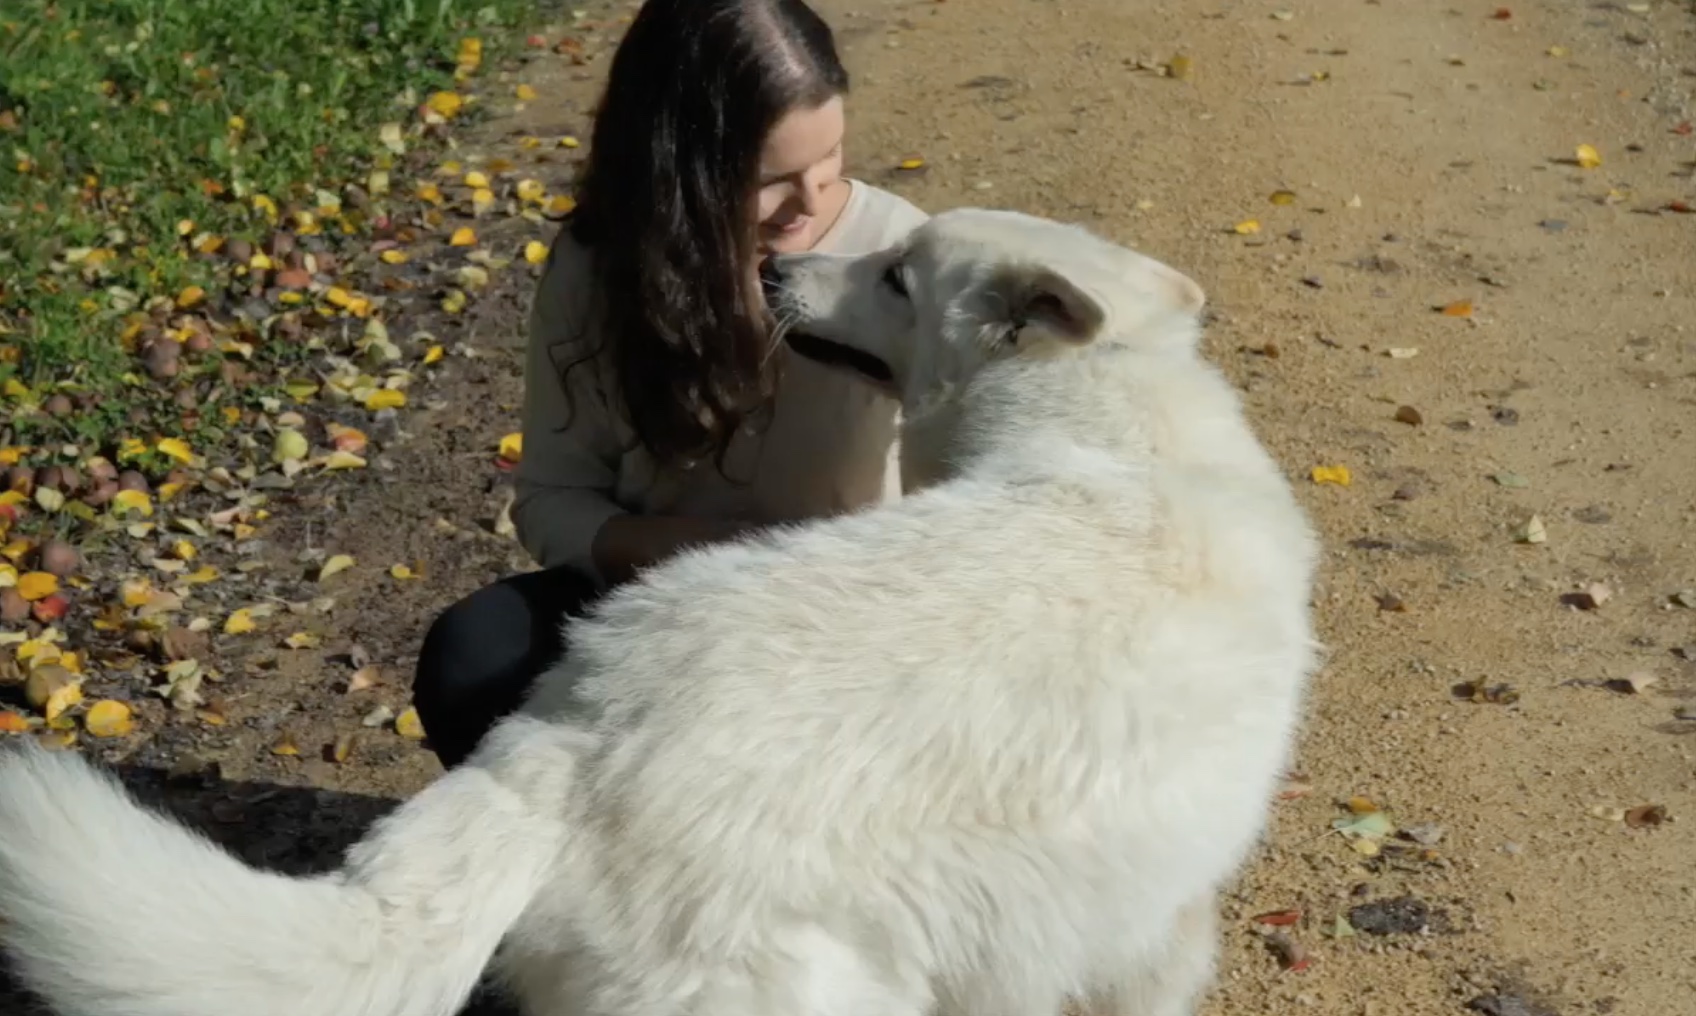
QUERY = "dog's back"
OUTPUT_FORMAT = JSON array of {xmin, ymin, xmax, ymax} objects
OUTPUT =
[{"xmin": 516, "ymin": 300, "xmax": 1318, "ymax": 1013}]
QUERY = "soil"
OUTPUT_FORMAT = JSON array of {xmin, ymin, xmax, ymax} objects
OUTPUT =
[{"xmin": 7, "ymin": 1, "xmax": 1696, "ymax": 1015}]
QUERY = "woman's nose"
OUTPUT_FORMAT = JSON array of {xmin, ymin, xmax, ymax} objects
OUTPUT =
[{"xmin": 795, "ymin": 174, "xmax": 823, "ymax": 217}]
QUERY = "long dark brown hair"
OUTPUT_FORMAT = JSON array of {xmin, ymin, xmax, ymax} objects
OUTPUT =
[{"xmin": 566, "ymin": 0, "xmax": 849, "ymax": 470}]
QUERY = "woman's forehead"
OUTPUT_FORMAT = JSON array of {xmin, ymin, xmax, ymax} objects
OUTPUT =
[{"xmin": 759, "ymin": 96, "xmax": 845, "ymax": 176}]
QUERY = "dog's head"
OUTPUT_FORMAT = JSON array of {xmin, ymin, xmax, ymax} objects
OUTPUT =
[{"xmin": 761, "ymin": 208, "xmax": 1206, "ymax": 414}]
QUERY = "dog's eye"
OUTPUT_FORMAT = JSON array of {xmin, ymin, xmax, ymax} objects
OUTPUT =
[{"xmin": 882, "ymin": 263, "xmax": 909, "ymax": 298}]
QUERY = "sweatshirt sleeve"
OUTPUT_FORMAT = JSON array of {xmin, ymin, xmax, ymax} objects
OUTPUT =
[{"xmin": 511, "ymin": 236, "xmax": 628, "ymax": 584}]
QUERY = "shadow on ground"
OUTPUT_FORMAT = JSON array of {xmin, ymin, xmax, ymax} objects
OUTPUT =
[{"xmin": 0, "ymin": 761, "xmax": 518, "ymax": 1016}]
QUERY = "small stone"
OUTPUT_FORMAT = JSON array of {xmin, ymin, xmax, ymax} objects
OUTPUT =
[
  {"xmin": 142, "ymin": 341, "xmax": 181, "ymax": 380},
  {"xmin": 1573, "ymin": 505, "xmax": 1612, "ymax": 525},
  {"xmin": 1348, "ymin": 896, "xmax": 1431, "ymax": 935},
  {"xmin": 1393, "ymin": 405, "xmax": 1423, "ymax": 426},
  {"xmin": 1561, "ymin": 582, "xmax": 1611, "ymax": 610},
  {"xmin": 1401, "ymin": 822, "xmax": 1444, "ymax": 846}
]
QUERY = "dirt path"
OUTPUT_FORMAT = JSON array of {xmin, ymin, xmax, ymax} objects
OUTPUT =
[{"xmin": 13, "ymin": 2, "xmax": 1693, "ymax": 1014}]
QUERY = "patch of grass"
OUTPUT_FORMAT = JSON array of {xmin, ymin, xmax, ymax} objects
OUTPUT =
[{"xmin": 0, "ymin": 0, "xmax": 538, "ymax": 444}]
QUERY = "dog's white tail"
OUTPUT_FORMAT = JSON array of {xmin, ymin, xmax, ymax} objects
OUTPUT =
[{"xmin": 0, "ymin": 717, "xmax": 584, "ymax": 1016}]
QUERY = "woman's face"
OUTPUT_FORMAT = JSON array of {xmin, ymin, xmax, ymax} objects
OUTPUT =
[{"xmin": 755, "ymin": 96, "xmax": 847, "ymax": 255}]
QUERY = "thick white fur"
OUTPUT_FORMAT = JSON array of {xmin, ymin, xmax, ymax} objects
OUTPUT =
[{"xmin": 0, "ymin": 208, "xmax": 1318, "ymax": 1016}]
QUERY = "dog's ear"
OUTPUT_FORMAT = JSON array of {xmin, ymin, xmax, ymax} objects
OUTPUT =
[
  {"xmin": 1123, "ymin": 250, "xmax": 1206, "ymax": 317},
  {"xmin": 1006, "ymin": 267, "xmax": 1106, "ymax": 345}
]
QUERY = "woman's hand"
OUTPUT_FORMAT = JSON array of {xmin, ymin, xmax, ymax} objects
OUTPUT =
[{"xmin": 591, "ymin": 515, "xmax": 760, "ymax": 587}]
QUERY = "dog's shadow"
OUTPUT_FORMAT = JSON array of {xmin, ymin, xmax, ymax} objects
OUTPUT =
[{"xmin": 0, "ymin": 762, "xmax": 518, "ymax": 1016}]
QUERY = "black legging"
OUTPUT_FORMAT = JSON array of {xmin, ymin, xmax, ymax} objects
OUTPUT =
[{"xmin": 412, "ymin": 565, "xmax": 600, "ymax": 768}]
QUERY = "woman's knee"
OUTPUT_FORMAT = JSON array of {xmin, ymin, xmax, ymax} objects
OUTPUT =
[{"xmin": 414, "ymin": 582, "xmax": 533, "ymax": 705}]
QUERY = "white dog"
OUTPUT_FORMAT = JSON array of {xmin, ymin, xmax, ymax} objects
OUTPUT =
[{"xmin": 0, "ymin": 209, "xmax": 1319, "ymax": 1016}]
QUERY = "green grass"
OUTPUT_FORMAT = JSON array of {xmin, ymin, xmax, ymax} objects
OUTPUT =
[{"xmin": 0, "ymin": 0, "xmax": 540, "ymax": 447}]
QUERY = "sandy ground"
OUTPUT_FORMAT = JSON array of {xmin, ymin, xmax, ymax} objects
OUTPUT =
[{"xmin": 9, "ymin": 2, "xmax": 1694, "ymax": 1014}]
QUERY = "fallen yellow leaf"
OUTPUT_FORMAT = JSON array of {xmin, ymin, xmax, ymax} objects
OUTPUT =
[
  {"xmin": 897, "ymin": 157, "xmax": 926, "ymax": 171},
  {"xmin": 183, "ymin": 565, "xmax": 220, "ymax": 584},
  {"xmin": 156, "ymin": 437, "xmax": 195, "ymax": 468},
  {"xmin": 43, "ymin": 681, "xmax": 83, "ymax": 723},
  {"xmin": 111, "ymin": 489, "xmax": 154, "ymax": 518},
  {"xmin": 319, "ymin": 554, "xmax": 355, "ymax": 581},
  {"xmin": 515, "ymin": 84, "xmax": 538, "ymax": 102},
  {"xmin": 322, "ymin": 451, "xmax": 368, "ymax": 471},
  {"xmin": 426, "ymin": 91, "xmax": 464, "ymax": 118},
  {"xmin": 456, "ymin": 37, "xmax": 482, "ymax": 72},
  {"xmin": 224, "ymin": 608, "xmax": 258, "ymax": 635},
  {"xmin": 389, "ymin": 563, "xmax": 416, "ymax": 580},
  {"xmin": 176, "ymin": 285, "xmax": 206, "ymax": 309},
  {"xmin": 0, "ymin": 711, "xmax": 29, "ymax": 734},
  {"xmin": 523, "ymin": 240, "xmax": 548, "ymax": 264},
  {"xmin": 1575, "ymin": 143, "xmax": 1602, "ymax": 169},
  {"xmin": 348, "ymin": 666, "xmax": 381, "ymax": 693},
  {"xmin": 380, "ymin": 249, "xmax": 409, "ymax": 264},
  {"xmin": 464, "ymin": 170, "xmax": 490, "ymax": 189},
  {"xmin": 1440, "ymin": 299, "xmax": 1475, "ymax": 318},
  {"xmin": 423, "ymin": 345, "xmax": 446, "ymax": 366},
  {"xmin": 498, "ymin": 432, "xmax": 523, "ymax": 463},
  {"xmin": 516, "ymin": 179, "xmax": 546, "ymax": 204},
  {"xmin": 271, "ymin": 734, "xmax": 301, "ymax": 757},
  {"xmin": 1269, "ymin": 190, "xmax": 1297, "ymax": 205},
  {"xmin": 1310, "ymin": 465, "xmax": 1352, "ymax": 487},
  {"xmin": 364, "ymin": 389, "xmax": 407, "ymax": 411},
  {"xmin": 283, "ymin": 632, "xmax": 320, "ymax": 650},
  {"xmin": 119, "ymin": 578, "xmax": 155, "ymax": 608},
  {"xmin": 84, "ymin": 700, "xmax": 134, "ymax": 738},
  {"xmin": 450, "ymin": 227, "xmax": 476, "ymax": 247},
  {"xmin": 16, "ymin": 571, "xmax": 58, "ymax": 601},
  {"xmin": 395, "ymin": 706, "xmax": 427, "ymax": 740},
  {"xmin": 547, "ymin": 195, "xmax": 578, "ymax": 216},
  {"xmin": 1234, "ymin": 219, "xmax": 1262, "ymax": 235}
]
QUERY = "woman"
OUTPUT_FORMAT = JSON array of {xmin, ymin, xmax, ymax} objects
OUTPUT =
[{"xmin": 412, "ymin": 0, "xmax": 927, "ymax": 767}]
